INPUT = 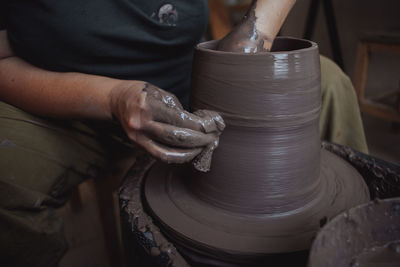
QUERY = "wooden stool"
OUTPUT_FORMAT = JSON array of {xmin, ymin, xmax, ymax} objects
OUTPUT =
[{"xmin": 353, "ymin": 32, "xmax": 400, "ymax": 122}]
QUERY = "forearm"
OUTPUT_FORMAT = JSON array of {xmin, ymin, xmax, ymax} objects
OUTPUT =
[
  {"xmin": 0, "ymin": 31, "xmax": 225, "ymax": 165},
  {"xmin": 254, "ymin": 0, "xmax": 296, "ymax": 50},
  {"xmin": 0, "ymin": 30, "xmax": 132, "ymax": 120},
  {"xmin": 216, "ymin": 0, "xmax": 296, "ymax": 53},
  {"xmin": 0, "ymin": 56, "xmax": 125, "ymax": 120}
]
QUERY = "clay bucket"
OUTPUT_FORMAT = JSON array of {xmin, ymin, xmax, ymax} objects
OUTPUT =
[
  {"xmin": 309, "ymin": 197, "xmax": 400, "ymax": 267},
  {"xmin": 189, "ymin": 37, "xmax": 322, "ymax": 214}
]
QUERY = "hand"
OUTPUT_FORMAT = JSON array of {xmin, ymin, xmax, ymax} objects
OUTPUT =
[
  {"xmin": 217, "ymin": 1, "xmax": 265, "ymax": 53},
  {"xmin": 216, "ymin": 0, "xmax": 296, "ymax": 53},
  {"xmin": 109, "ymin": 81, "xmax": 225, "ymax": 164}
]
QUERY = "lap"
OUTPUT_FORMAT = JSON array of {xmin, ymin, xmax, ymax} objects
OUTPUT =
[
  {"xmin": 319, "ymin": 56, "xmax": 368, "ymax": 153},
  {"xmin": 0, "ymin": 101, "xmax": 135, "ymax": 266}
]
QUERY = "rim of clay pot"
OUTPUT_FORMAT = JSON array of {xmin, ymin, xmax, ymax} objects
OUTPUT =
[
  {"xmin": 196, "ymin": 36, "xmax": 318, "ymax": 55},
  {"xmin": 309, "ymin": 197, "xmax": 400, "ymax": 267}
]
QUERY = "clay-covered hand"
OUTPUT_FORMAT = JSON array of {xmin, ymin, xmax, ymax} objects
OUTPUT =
[
  {"xmin": 110, "ymin": 81, "xmax": 225, "ymax": 164},
  {"xmin": 217, "ymin": 0, "xmax": 296, "ymax": 53},
  {"xmin": 217, "ymin": 1, "xmax": 265, "ymax": 53}
]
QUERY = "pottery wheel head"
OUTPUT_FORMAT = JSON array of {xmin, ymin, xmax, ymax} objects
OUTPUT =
[{"xmin": 144, "ymin": 149, "xmax": 370, "ymax": 263}]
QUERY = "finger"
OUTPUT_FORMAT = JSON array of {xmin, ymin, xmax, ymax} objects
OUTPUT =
[
  {"xmin": 144, "ymin": 89, "xmax": 204, "ymax": 131},
  {"xmin": 136, "ymin": 133, "xmax": 203, "ymax": 164},
  {"xmin": 150, "ymin": 104, "xmax": 223, "ymax": 134},
  {"xmin": 143, "ymin": 83, "xmax": 183, "ymax": 109},
  {"xmin": 149, "ymin": 103, "xmax": 203, "ymax": 131},
  {"xmin": 158, "ymin": 89, "xmax": 184, "ymax": 110},
  {"xmin": 143, "ymin": 84, "xmax": 224, "ymax": 133},
  {"xmin": 143, "ymin": 121, "xmax": 217, "ymax": 148},
  {"xmin": 193, "ymin": 109, "xmax": 226, "ymax": 133}
]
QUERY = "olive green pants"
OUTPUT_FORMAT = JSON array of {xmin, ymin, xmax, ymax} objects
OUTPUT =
[
  {"xmin": 320, "ymin": 56, "xmax": 368, "ymax": 154},
  {"xmin": 0, "ymin": 102, "xmax": 134, "ymax": 266},
  {"xmin": 0, "ymin": 56, "xmax": 367, "ymax": 267}
]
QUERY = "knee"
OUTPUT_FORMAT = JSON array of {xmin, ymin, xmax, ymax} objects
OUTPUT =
[{"xmin": 320, "ymin": 55, "xmax": 357, "ymax": 101}]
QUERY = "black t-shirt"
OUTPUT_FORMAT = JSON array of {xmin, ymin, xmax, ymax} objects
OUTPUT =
[
  {"xmin": 1, "ymin": 0, "xmax": 209, "ymax": 104},
  {"xmin": 0, "ymin": 6, "xmax": 5, "ymax": 30}
]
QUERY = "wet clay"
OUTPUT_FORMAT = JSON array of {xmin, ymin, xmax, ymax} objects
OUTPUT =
[
  {"xmin": 309, "ymin": 198, "xmax": 400, "ymax": 267},
  {"xmin": 190, "ymin": 38, "xmax": 323, "ymax": 214},
  {"xmin": 145, "ymin": 150, "xmax": 369, "ymax": 263},
  {"xmin": 112, "ymin": 82, "xmax": 224, "ymax": 170},
  {"xmin": 144, "ymin": 37, "xmax": 370, "ymax": 265},
  {"xmin": 142, "ymin": 83, "xmax": 225, "ymax": 170},
  {"xmin": 217, "ymin": 1, "xmax": 266, "ymax": 53},
  {"xmin": 192, "ymin": 109, "xmax": 225, "ymax": 172},
  {"xmin": 217, "ymin": 0, "xmax": 296, "ymax": 53}
]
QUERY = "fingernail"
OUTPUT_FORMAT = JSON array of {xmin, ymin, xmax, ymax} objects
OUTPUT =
[{"xmin": 214, "ymin": 115, "xmax": 226, "ymax": 132}]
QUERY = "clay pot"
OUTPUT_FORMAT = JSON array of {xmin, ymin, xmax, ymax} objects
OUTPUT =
[
  {"xmin": 189, "ymin": 37, "xmax": 322, "ymax": 214},
  {"xmin": 144, "ymin": 37, "xmax": 369, "ymax": 264}
]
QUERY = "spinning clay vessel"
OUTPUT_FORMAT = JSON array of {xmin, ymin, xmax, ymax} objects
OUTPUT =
[{"xmin": 144, "ymin": 37, "xmax": 370, "ymax": 264}]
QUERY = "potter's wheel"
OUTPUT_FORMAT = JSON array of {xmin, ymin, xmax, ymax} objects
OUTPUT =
[{"xmin": 144, "ymin": 148, "xmax": 369, "ymax": 262}]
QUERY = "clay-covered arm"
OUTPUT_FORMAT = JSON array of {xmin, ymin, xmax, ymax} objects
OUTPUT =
[
  {"xmin": 217, "ymin": 0, "xmax": 296, "ymax": 53},
  {"xmin": 0, "ymin": 30, "xmax": 224, "ymax": 164}
]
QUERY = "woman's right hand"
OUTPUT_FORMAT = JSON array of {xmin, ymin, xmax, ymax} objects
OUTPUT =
[
  {"xmin": 0, "ymin": 30, "xmax": 225, "ymax": 165},
  {"xmin": 109, "ymin": 81, "xmax": 225, "ymax": 164},
  {"xmin": 216, "ymin": 0, "xmax": 296, "ymax": 53}
]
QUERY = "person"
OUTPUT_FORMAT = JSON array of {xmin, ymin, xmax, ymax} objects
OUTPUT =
[{"xmin": 0, "ymin": 0, "xmax": 367, "ymax": 266}]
